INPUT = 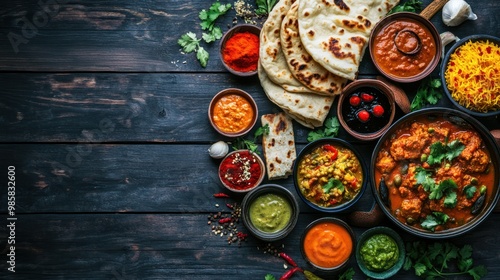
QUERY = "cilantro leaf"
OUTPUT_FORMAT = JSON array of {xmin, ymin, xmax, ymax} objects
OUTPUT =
[
  {"xmin": 232, "ymin": 125, "xmax": 269, "ymax": 154},
  {"xmin": 429, "ymin": 179, "xmax": 458, "ymax": 200},
  {"xmin": 255, "ymin": 0, "xmax": 278, "ymax": 16},
  {"xmin": 468, "ymin": 265, "xmax": 488, "ymax": 280},
  {"xmin": 411, "ymin": 78, "xmax": 443, "ymax": 111},
  {"xmin": 427, "ymin": 140, "xmax": 464, "ymax": 165},
  {"xmin": 178, "ymin": 32, "xmax": 201, "ymax": 53},
  {"xmin": 421, "ymin": 212, "xmax": 449, "ymax": 231},
  {"xmin": 388, "ymin": 0, "xmax": 423, "ymax": 14},
  {"xmin": 196, "ymin": 47, "xmax": 209, "ymax": 68},
  {"xmin": 338, "ymin": 267, "xmax": 355, "ymax": 280},
  {"xmin": 444, "ymin": 191, "xmax": 457, "ymax": 208},
  {"xmin": 307, "ymin": 116, "xmax": 340, "ymax": 142},
  {"xmin": 322, "ymin": 178, "xmax": 344, "ymax": 194},
  {"xmin": 264, "ymin": 274, "xmax": 276, "ymax": 280},
  {"xmin": 445, "ymin": 140, "xmax": 465, "ymax": 161},
  {"xmin": 415, "ymin": 167, "xmax": 435, "ymax": 192},
  {"xmin": 464, "ymin": 185, "xmax": 479, "ymax": 199}
]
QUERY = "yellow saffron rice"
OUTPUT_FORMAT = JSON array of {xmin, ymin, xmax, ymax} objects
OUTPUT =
[{"xmin": 444, "ymin": 40, "xmax": 500, "ymax": 113}]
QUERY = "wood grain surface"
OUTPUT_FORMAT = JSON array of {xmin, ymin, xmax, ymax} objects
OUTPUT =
[{"xmin": 0, "ymin": 0, "xmax": 499, "ymax": 279}]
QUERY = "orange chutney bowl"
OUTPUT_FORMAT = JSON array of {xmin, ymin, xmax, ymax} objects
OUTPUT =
[{"xmin": 300, "ymin": 217, "xmax": 355, "ymax": 273}]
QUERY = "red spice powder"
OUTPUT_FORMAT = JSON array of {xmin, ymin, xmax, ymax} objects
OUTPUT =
[{"xmin": 222, "ymin": 31, "xmax": 259, "ymax": 72}]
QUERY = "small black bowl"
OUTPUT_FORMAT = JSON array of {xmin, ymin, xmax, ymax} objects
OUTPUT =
[
  {"xmin": 241, "ymin": 184, "xmax": 299, "ymax": 242},
  {"xmin": 293, "ymin": 138, "xmax": 367, "ymax": 213},
  {"xmin": 441, "ymin": 34, "xmax": 500, "ymax": 117}
]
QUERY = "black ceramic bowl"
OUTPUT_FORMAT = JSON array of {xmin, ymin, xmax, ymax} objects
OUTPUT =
[
  {"xmin": 241, "ymin": 184, "xmax": 299, "ymax": 242},
  {"xmin": 293, "ymin": 138, "xmax": 367, "ymax": 213},
  {"xmin": 356, "ymin": 227, "xmax": 405, "ymax": 279},
  {"xmin": 371, "ymin": 108, "xmax": 500, "ymax": 239},
  {"xmin": 441, "ymin": 34, "xmax": 500, "ymax": 117}
]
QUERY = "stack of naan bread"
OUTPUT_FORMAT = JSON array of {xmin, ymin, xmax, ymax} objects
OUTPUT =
[{"xmin": 258, "ymin": 0, "xmax": 399, "ymax": 128}]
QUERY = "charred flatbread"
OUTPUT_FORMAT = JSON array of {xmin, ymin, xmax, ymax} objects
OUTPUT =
[
  {"xmin": 297, "ymin": 0, "xmax": 399, "ymax": 80},
  {"xmin": 281, "ymin": 1, "xmax": 348, "ymax": 95},
  {"xmin": 261, "ymin": 113, "xmax": 296, "ymax": 180}
]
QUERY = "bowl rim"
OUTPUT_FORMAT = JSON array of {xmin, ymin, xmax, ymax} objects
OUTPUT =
[
  {"xmin": 293, "ymin": 138, "xmax": 367, "ymax": 213},
  {"xmin": 355, "ymin": 226, "xmax": 405, "ymax": 279},
  {"xmin": 208, "ymin": 88, "xmax": 258, "ymax": 137},
  {"xmin": 337, "ymin": 79, "xmax": 396, "ymax": 141},
  {"xmin": 300, "ymin": 217, "xmax": 356, "ymax": 272},
  {"xmin": 218, "ymin": 149, "xmax": 265, "ymax": 193},
  {"xmin": 370, "ymin": 107, "xmax": 500, "ymax": 239},
  {"xmin": 219, "ymin": 24, "xmax": 261, "ymax": 76},
  {"xmin": 440, "ymin": 34, "xmax": 500, "ymax": 117},
  {"xmin": 241, "ymin": 184, "xmax": 299, "ymax": 241},
  {"xmin": 369, "ymin": 12, "xmax": 442, "ymax": 83}
]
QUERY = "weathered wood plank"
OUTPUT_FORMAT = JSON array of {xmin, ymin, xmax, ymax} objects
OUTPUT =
[
  {"xmin": 0, "ymin": 143, "xmax": 379, "ymax": 213},
  {"xmin": 0, "ymin": 0, "xmax": 498, "ymax": 72},
  {"xmin": 0, "ymin": 213, "xmax": 499, "ymax": 279},
  {"xmin": 1, "ymin": 73, "xmax": 498, "ymax": 143}
]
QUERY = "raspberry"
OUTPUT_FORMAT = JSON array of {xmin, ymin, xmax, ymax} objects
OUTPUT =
[
  {"xmin": 349, "ymin": 95, "xmax": 361, "ymax": 106},
  {"xmin": 361, "ymin": 93, "xmax": 374, "ymax": 102},
  {"xmin": 372, "ymin": 104, "xmax": 385, "ymax": 117},
  {"xmin": 357, "ymin": 110, "xmax": 370, "ymax": 122}
]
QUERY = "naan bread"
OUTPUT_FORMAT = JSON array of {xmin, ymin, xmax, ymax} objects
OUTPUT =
[
  {"xmin": 298, "ymin": 0, "xmax": 399, "ymax": 80},
  {"xmin": 258, "ymin": 62, "xmax": 334, "ymax": 128},
  {"xmin": 259, "ymin": 0, "xmax": 317, "ymax": 93},
  {"xmin": 281, "ymin": 1, "xmax": 348, "ymax": 95},
  {"xmin": 261, "ymin": 113, "xmax": 296, "ymax": 180}
]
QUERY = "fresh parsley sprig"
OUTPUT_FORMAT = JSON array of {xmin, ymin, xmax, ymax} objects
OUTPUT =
[
  {"xmin": 388, "ymin": 0, "xmax": 423, "ymax": 15},
  {"xmin": 307, "ymin": 116, "xmax": 340, "ymax": 142},
  {"xmin": 255, "ymin": 0, "xmax": 278, "ymax": 16},
  {"xmin": 404, "ymin": 241, "xmax": 487, "ymax": 280},
  {"xmin": 178, "ymin": 1, "xmax": 231, "ymax": 67},
  {"xmin": 411, "ymin": 78, "xmax": 443, "ymax": 111},
  {"xmin": 232, "ymin": 124, "xmax": 269, "ymax": 153}
]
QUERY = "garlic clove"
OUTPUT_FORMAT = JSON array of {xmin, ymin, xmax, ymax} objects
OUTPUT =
[
  {"xmin": 208, "ymin": 141, "xmax": 229, "ymax": 159},
  {"xmin": 442, "ymin": 0, "xmax": 477, "ymax": 27},
  {"xmin": 440, "ymin": 31, "xmax": 460, "ymax": 59}
]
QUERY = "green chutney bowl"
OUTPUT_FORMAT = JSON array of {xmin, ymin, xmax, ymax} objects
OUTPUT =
[{"xmin": 356, "ymin": 226, "xmax": 405, "ymax": 279}]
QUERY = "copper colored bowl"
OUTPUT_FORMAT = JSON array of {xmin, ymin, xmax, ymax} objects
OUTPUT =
[
  {"xmin": 369, "ymin": 12, "xmax": 442, "ymax": 83},
  {"xmin": 337, "ymin": 79, "xmax": 396, "ymax": 141},
  {"xmin": 219, "ymin": 24, "xmax": 261, "ymax": 77}
]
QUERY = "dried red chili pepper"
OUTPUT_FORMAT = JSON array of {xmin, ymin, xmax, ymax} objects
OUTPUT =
[
  {"xmin": 280, "ymin": 267, "xmax": 303, "ymax": 280},
  {"xmin": 226, "ymin": 203, "xmax": 234, "ymax": 209},
  {"xmin": 218, "ymin": 218, "xmax": 232, "ymax": 224},
  {"xmin": 279, "ymin": 252, "xmax": 298, "ymax": 267},
  {"xmin": 213, "ymin": 193, "xmax": 230, "ymax": 198}
]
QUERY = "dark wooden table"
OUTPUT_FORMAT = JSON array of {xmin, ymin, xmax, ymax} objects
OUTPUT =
[{"xmin": 1, "ymin": 0, "xmax": 499, "ymax": 279}]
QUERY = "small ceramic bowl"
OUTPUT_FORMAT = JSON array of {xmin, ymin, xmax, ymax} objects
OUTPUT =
[
  {"xmin": 293, "ymin": 138, "xmax": 367, "ymax": 213},
  {"xmin": 441, "ymin": 34, "xmax": 500, "ymax": 117},
  {"xmin": 356, "ymin": 227, "xmax": 405, "ymax": 279},
  {"xmin": 337, "ymin": 79, "xmax": 396, "ymax": 141},
  {"xmin": 241, "ymin": 184, "xmax": 299, "ymax": 242},
  {"xmin": 218, "ymin": 149, "xmax": 265, "ymax": 193},
  {"xmin": 208, "ymin": 88, "xmax": 258, "ymax": 137},
  {"xmin": 300, "ymin": 217, "xmax": 355, "ymax": 273},
  {"xmin": 369, "ymin": 12, "xmax": 442, "ymax": 83},
  {"xmin": 220, "ymin": 24, "xmax": 261, "ymax": 76}
]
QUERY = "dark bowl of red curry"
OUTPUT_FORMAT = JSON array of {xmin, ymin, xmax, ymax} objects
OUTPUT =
[
  {"xmin": 219, "ymin": 24, "xmax": 260, "ymax": 77},
  {"xmin": 369, "ymin": 12, "xmax": 442, "ymax": 83},
  {"xmin": 371, "ymin": 107, "xmax": 500, "ymax": 239},
  {"xmin": 219, "ymin": 149, "xmax": 265, "ymax": 193}
]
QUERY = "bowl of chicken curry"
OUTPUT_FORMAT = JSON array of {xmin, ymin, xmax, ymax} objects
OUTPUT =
[{"xmin": 371, "ymin": 108, "xmax": 500, "ymax": 238}]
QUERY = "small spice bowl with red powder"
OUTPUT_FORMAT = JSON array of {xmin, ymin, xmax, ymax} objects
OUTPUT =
[
  {"xmin": 220, "ymin": 24, "xmax": 260, "ymax": 76},
  {"xmin": 337, "ymin": 79, "xmax": 396, "ymax": 141},
  {"xmin": 218, "ymin": 149, "xmax": 265, "ymax": 193}
]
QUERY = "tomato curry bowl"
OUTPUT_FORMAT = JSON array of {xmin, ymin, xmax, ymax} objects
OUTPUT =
[
  {"xmin": 371, "ymin": 108, "xmax": 500, "ymax": 238},
  {"xmin": 294, "ymin": 139, "xmax": 367, "ymax": 213}
]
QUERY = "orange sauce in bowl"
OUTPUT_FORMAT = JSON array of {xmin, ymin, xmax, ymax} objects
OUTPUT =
[
  {"xmin": 372, "ymin": 18, "xmax": 437, "ymax": 78},
  {"xmin": 303, "ymin": 221, "xmax": 353, "ymax": 268},
  {"xmin": 212, "ymin": 94, "xmax": 254, "ymax": 133}
]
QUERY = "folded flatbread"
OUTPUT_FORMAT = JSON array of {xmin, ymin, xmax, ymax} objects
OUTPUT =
[
  {"xmin": 281, "ymin": 1, "xmax": 348, "ymax": 95},
  {"xmin": 258, "ymin": 62, "xmax": 334, "ymax": 128},
  {"xmin": 261, "ymin": 113, "xmax": 296, "ymax": 180},
  {"xmin": 259, "ymin": 0, "xmax": 318, "ymax": 93},
  {"xmin": 298, "ymin": 0, "xmax": 399, "ymax": 80}
]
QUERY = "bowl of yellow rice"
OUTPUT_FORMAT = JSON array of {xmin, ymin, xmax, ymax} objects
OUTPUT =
[{"xmin": 441, "ymin": 35, "xmax": 500, "ymax": 117}]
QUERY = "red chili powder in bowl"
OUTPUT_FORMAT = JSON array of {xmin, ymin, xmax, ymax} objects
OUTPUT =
[{"xmin": 222, "ymin": 32, "xmax": 259, "ymax": 72}]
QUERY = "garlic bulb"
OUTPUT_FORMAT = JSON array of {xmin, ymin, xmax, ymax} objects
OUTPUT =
[
  {"xmin": 442, "ymin": 0, "xmax": 477, "ymax": 27},
  {"xmin": 208, "ymin": 141, "xmax": 229, "ymax": 159}
]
